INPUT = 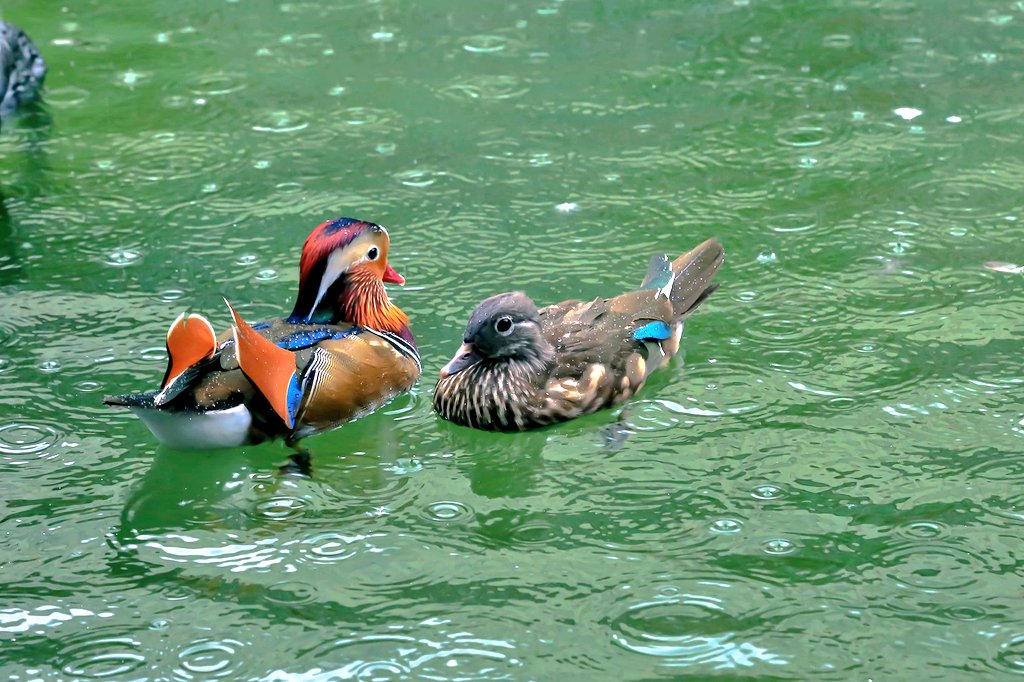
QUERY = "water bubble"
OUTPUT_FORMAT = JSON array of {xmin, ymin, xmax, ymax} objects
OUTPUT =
[
  {"xmin": 371, "ymin": 30, "xmax": 395, "ymax": 42},
  {"xmin": 946, "ymin": 605, "xmax": 985, "ymax": 621},
  {"xmin": 462, "ymin": 35, "xmax": 508, "ymax": 53},
  {"xmin": 251, "ymin": 111, "xmax": 309, "ymax": 133},
  {"xmin": 328, "ymin": 86, "xmax": 346, "ymax": 96},
  {"xmin": 510, "ymin": 519, "xmax": 562, "ymax": 546},
  {"xmin": 621, "ymin": 400, "xmax": 683, "ymax": 432},
  {"xmin": 946, "ymin": 115, "xmax": 963, "ymax": 123},
  {"xmin": 159, "ymin": 289, "xmax": 186, "ymax": 302},
  {"xmin": 555, "ymin": 202, "xmax": 579, "ymax": 213},
  {"xmin": 301, "ymin": 533, "xmax": 360, "ymax": 564},
  {"xmin": 763, "ymin": 538, "xmax": 797, "ymax": 555},
  {"xmin": 105, "ymin": 249, "xmax": 141, "ymax": 267},
  {"xmin": 255, "ymin": 497, "xmax": 306, "ymax": 521},
  {"xmin": 375, "ymin": 142, "xmax": 396, "ymax": 155},
  {"xmin": 177, "ymin": 639, "xmax": 245, "ymax": 678},
  {"xmin": 898, "ymin": 521, "xmax": 948, "ymax": 540},
  {"xmin": 756, "ymin": 250, "xmax": 777, "ymax": 264},
  {"xmin": 778, "ymin": 126, "xmax": 828, "ymax": 148},
  {"xmin": 188, "ymin": 72, "xmax": 246, "ymax": 97},
  {"xmin": 751, "ymin": 484, "xmax": 785, "ymax": 500},
  {"xmin": 255, "ymin": 268, "xmax": 278, "ymax": 281},
  {"xmin": 423, "ymin": 501, "xmax": 473, "ymax": 523},
  {"xmin": 117, "ymin": 70, "xmax": 149, "ymax": 88},
  {"xmin": 710, "ymin": 518, "xmax": 743, "ymax": 534},
  {"xmin": 38, "ymin": 360, "xmax": 62, "ymax": 373},
  {"xmin": 75, "ymin": 380, "xmax": 103, "ymax": 393},
  {"xmin": 386, "ymin": 457, "xmax": 423, "ymax": 474},
  {"xmin": 894, "ymin": 107, "xmax": 922, "ymax": 121},
  {"xmin": 201, "ymin": 183, "xmax": 218, "ymax": 193},
  {"xmin": 394, "ymin": 169, "xmax": 439, "ymax": 187},
  {"xmin": 798, "ymin": 156, "xmax": 818, "ymax": 169},
  {"xmin": 236, "ymin": 254, "xmax": 258, "ymax": 266}
]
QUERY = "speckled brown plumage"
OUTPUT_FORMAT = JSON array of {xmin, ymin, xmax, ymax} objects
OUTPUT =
[{"xmin": 434, "ymin": 238, "xmax": 724, "ymax": 431}]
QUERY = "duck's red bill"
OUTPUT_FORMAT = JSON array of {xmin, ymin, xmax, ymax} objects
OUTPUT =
[{"xmin": 383, "ymin": 264, "xmax": 405, "ymax": 285}]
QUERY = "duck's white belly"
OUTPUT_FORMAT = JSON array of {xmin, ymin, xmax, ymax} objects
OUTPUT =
[{"xmin": 130, "ymin": 404, "xmax": 252, "ymax": 450}]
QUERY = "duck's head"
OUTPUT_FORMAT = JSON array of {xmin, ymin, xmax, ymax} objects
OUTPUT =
[
  {"xmin": 439, "ymin": 291, "xmax": 551, "ymax": 378},
  {"xmin": 288, "ymin": 218, "xmax": 408, "ymax": 331}
]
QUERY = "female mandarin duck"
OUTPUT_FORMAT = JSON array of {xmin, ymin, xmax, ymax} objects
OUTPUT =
[
  {"xmin": 433, "ymin": 238, "xmax": 724, "ymax": 431},
  {"xmin": 104, "ymin": 218, "xmax": 420, "ymax": 449}
]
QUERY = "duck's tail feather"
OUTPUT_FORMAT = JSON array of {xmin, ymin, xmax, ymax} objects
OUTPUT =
[
  {"xmin": 162, "ymin": 312, "xmax": 217, "ymax": 389},
  {"xmin": 226, "ymin": 300, "xmax": 302, "ymax": 429},
  {"xmin": 103, "ymin": 391, "xmax": 158, "ymax": 409},
  {"xmin": 640, "ymin": 254, "xmax": 674, "ymax": 297},
  {"xmin": 668, "ymin": 238, "xmax": 724, "ymax": 319}
]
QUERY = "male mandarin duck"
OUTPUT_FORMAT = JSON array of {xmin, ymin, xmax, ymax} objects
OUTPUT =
[
  {"xmin": 1, "ymin": 22, "xmax": 46, "ymax": 119},
  {"xmin": 433, "ymin": 238, "xmax": 724, "ymax": 431},
  {"xmin": 104, "ymin": 218, "xmax": 420, "ymax": 449}
]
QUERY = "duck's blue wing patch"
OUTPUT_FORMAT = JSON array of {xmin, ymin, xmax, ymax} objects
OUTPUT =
[
  {"xmin": 276, "ymin": 327, "xmax": 360, "ymax": 351},
  {"xmin": 285, "ymin": 372, "xmax": 303, "ymax": 424},
  {"xmin": 633, "ymin": 320, "xmax": 672, "ymax": 342}
]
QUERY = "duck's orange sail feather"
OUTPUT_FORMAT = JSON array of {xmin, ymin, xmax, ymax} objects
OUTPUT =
[{"xmin": 226, "ymin": 301, "xmax": 302, "ymax": 429}]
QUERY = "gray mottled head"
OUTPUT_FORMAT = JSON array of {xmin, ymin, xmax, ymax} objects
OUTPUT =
[{"xmin": 439, "ymin": 291, "xmax": 552, "ymax": 378}]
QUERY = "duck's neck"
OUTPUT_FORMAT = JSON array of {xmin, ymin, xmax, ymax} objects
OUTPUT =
[
  {"xmin": 289, "ymin": 272, "xmax": 414, "ymax": 345},
  {"xmin": 434, "ymin": 354, "xmax": 552, "ymax": 430},
  {"xmin": 340, "ymin": 271, "xmax": 415, "ymax": 345}
]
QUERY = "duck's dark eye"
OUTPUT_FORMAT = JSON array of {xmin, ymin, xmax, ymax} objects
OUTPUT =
[
  {"xmin": 367, "ymin": 247, "xmax": 379, "ymax": 261},
  {"xmin": 495, "ymin": 316, "xmax": 514, "ymax": 335}
]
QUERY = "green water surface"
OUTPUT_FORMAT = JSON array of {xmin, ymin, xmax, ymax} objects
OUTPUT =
[{"xmin": 1, "ymin": 0, "xmax": 1023, "ymax": 678}]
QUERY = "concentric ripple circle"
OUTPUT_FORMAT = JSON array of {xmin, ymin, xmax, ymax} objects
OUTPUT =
[
  {"xmin": 0, "ymin": 422, "xmax": 60, "ymax": 459},
  {"xmin": 176, "ymin": 639, "xmax": 247, "ymax": 679},
  {"xmin": 422, "ymin": 500, "xmax": 474, "ymax": 523},
  {"xmin": 61, "ymin": 637, "xmax": 146, "ymax": 679}
]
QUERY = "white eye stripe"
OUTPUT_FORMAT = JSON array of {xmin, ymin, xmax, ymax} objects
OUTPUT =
[{"xmin": 309, "ymin": 248, "xmax": 350, "ymax": 318}]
